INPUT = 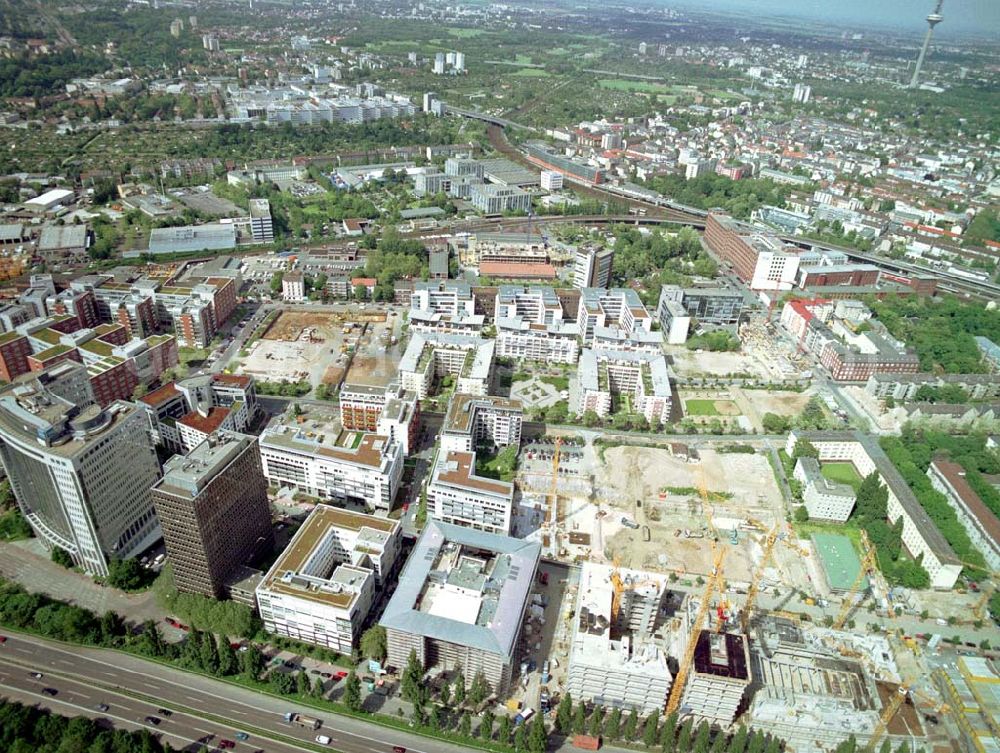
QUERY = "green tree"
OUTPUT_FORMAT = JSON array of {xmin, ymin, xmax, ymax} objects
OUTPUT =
[
  {"xmin": 360, "ymin": 625, "xmax": 387, "ymax": 662},
  {"xmin": 528, "ymin": 715, "xmax": 547, "ymax": 753},
  {"xmin": 311, "ymin": 675, "xmax": 325, "ymax": 699},
  {"xmin": 693, "ymin": 722, "xmax": 711, "ymax": 753},
  {"xmin": 459, "ymin": 711, "xmax": 472, "ymax": 738},
  {"xmin": 794, "ymin": 506, "xmax": 810, "ymax": 523},
  {"xmin": 761, "ymin": 413, "xmax": 792, "ymax": 433},
  {"xmin": 427, "ymin": 704, "xmax": 442, "ymax": 730},
  {"xmin": 727, "ymin": 725, "xmax": 749, "ymax": 753},
  {"xmin": 643, "ymin": 713, "xmax": 659, "ymax": 748},
  {"xmin": 51, "ymin": 547, "xmax": 74, "ymax": 569},
  {"xmin": 295, "ymin": 669, "xmax": 310, "ymax": 696},
  {"xmin": 793, "ymin": 438, "xmax": 819, "ymax": 459},
  {"xmin": 198, "ymin": 631, "xmax": 219, "ymax": 674},
  {"xmin": 439, "ymin": 682, "xmax": 451, "ymax": 706},
  {"xmin": 238, "ymin": 645, "xmax": 264, "ymax": 679},
  {"xmin": 514, "ymin": 725, "xmax": 526, "ymax": 752},
  {"xmin": 343, "ymin": 671, "xmax": 362, "ymax": 711},
  {"xmin": 481, "ymin": 709, "xmax": 495, "ymax": 741},
  {"xmin": 622, "ymin": 708, "xmax": 640, "ymax": 741},
  {"xmin": 469, "ymin": 670, "xmax": 490, "ymax": 706},
  {"xmin": 401, "ymin": 650, "xmax": 424, "ymax": 703},
  {"xmin": 453, "ymin": 670, "xmax": 466, "ymax": 706},
  {"xmin": 572, "ymin": 701, "xmax": 588, "ymax": 735},
  {"xmin": 676, "ymin": 720, "xmax": 694, "ymax": 752},
  {"xmin": 604, "ymin": 707, "xmax": 622, "ymax": 741},
  {"xmin": 498, "ymin": 715, "xmax": 513, "ymax": 745},
  {"xmin": 269, "ymin": 272, "xmax": 284, "ymax": 295},
  {"xmin": 588, "ymin": 705, "xmax": 604, "ymax": 737},
  {"xmin": 555, "ymin": 693, "xmax": 573, "ymax": 734},
  {"xmin": 217, "ymin": 636, "xmax": 237, "ymax": 676}
]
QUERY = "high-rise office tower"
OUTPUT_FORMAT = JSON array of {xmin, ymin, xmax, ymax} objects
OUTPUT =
[
  {"xmin": 573, "ymin": 246, "xmax": 615, "ymax": 289},
  {"xmin": 0, "ymin": 384, "xmax": 161, "ymax": 576},
  {"xmin": 152, "ymin": 433, "xmax": 273, "ymax": 598}
]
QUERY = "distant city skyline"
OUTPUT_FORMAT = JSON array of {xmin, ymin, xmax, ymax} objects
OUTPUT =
[{"xmin": 662, "ymin": 0, "xmax": 999, "ymax": 36}]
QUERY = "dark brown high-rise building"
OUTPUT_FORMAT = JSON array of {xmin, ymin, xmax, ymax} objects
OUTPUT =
[{"xmin": 152, "ymin": 432, "xmax": 273, "ymax": 598}]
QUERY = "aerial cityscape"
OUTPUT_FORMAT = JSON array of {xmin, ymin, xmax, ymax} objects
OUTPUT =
[{"xmin": 0, "ymin": 0, "xmax": 997, "ymax": 752}]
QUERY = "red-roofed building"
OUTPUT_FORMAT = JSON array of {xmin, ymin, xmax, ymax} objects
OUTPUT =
[
  {"xmin": 177, "ymin": 407, "xmax": 233, "ymax": 452},
  {"xmin": 479, "ymin": 262, "xmax": 557, "ymax": 280},
  {"xmin": 351, "ymin": 277, "xmax": 377, "ymax": 298},
  {"xmin": 779, "ymin": 298, "xmax": 833, "ymax": 343}
]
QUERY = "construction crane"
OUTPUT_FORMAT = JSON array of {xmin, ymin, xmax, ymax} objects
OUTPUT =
[
  {"xmin": 833, "ymin": 530, "xmax": 879, "ymax": 630},
  {"xmin": 547, "ymin": 436, "xmax": 563, "ymax": 528},
  {"xmin": 741, "ymin": 525, "xmax": 779, "ymax": 634},
  {"xmin": 610, "ymin": 553, "xmax": 625, "ymax": 627},
  {"xmin": 665, "ymin": 546, "xmax": 726, "ymax": 717},
  {"xmin": 865, "ymin": 685, "xmax": 908, "ymax": 753}
]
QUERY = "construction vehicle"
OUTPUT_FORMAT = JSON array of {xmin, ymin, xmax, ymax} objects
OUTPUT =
[
  {"xmin": 664, "ymin": 547, "xmax": 726, "ymax": 717},
  {"xmin": 833, "ymin": 530, "xmax": 880, "ymax": 630}
]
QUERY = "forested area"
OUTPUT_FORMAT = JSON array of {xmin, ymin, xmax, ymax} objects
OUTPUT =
[
  {"xmin": 643, "ymin": 172, "xmax": 801, "ymax": 220},
  {"xmin": 868, "ymin": 295, "xmax": 999, "ymax": 374},
  {"xmin": 0, "ymin": 50, "xmax": 108, "ymax": 98},
  {"xmin": 611, "ymin": 225, "xmax": 718, "ymax": 303}
]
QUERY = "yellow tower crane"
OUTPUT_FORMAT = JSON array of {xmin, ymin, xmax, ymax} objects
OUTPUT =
[
  {"xmin": 741, "ymin": 525, "xmax": 779, "ymax": 634},
  {"xmin": 665, "ymin": 546, "xmax": 726, "ymax": 717},
  {"xmin": 833, "ymin": 530, "xmax": 879, "ymax": 630}
]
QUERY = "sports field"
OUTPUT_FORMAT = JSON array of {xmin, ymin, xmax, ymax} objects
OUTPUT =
[{"xmin": 685, "ymin": 399, "xmax": 720, "ymax": 416}]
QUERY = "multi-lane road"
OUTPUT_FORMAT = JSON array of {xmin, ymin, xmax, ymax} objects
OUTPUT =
[{"xmin": 0, "ymin": 632, "xmax": 457, "ymax": 753}]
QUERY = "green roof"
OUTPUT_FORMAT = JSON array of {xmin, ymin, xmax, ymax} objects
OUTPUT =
[
  {"xmin": 0, "ymin": 331, "xmax": 24, "ymax": 346},
  {"xmin": 812, "ymin": 532, "xmax": 868, "ymax": 592},
  {"xmin": 80, "ymin": 339, "xmax": 113, "ymax": 357},
  {"xmin": 32, "ymin": 328, "xmax": 62, "ymax": 346},
  {"xmin": 33, "ymin": 344, "xmax": 73, "ymax": 360}
]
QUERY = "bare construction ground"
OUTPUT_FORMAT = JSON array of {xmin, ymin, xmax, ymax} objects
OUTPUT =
[
  {"xmin": 668, "ymin": 348, "xmax": 768, "ymax": 378},
  {"xmin": 241, "ymin": 311, "xmax": 354, "ymax": 387}
]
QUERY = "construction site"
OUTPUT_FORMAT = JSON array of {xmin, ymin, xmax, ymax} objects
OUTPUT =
[
  {"xmin": 510, "ymin": 432, "xmax": 964, "ymax": 752},
  {"xmin": 237, "ymin": 309, "xmax": 402, "ymax": 390}
]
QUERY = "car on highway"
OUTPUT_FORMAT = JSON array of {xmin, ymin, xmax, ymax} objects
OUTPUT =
[
  {"xmin": 0, "ymin": 635, "xmax": 7, "ymax": 645},
  {"xmin": 96, "ymin": 704, "xmax": 110, "ymax": 712},
  {"xmin": 30, "ymin": 672, "xmax": 43, "ymax": 679},
  {"xmin": 42, "ymin": 688, "xmax": 58, "ymax": 696},
  {"xmin": 219, "ymin": 740, "xmax": 235, "ymax": 749},
  {"xmin": 235, "ymin": 732, "xmax": 249, "ymax": 741},
  {"xmin": 145, "ymin": 716, "xmax": 161, "ymax": 726},
  {"xmin": 315, "ymin": 735, "xmax": 332, "ymax": 745},
  {"xmin": 392, "ymin": 747, "xmax": 407, "ymax": 753},
  {"xmin": 157, "ymin": 708, "xmax": 172, "ymax": 717}
]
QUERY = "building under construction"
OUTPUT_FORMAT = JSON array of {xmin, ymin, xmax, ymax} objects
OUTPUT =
[{"xmin": 566, "ymin": 562, "xmax": 674, "ymax": 714}]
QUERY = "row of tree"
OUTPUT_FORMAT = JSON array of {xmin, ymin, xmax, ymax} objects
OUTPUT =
[{"xmin": 0, "ymin": 700, "xmax": 169, "ymax": 753}]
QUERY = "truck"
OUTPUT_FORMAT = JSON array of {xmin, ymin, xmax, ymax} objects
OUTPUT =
[
  {"xmin": 284, "ymin": 712, "xmax": 322, "ymax": 730},
  {"xmin": 514, "ymin": 708, "xmax": 535, "ymax": 726},
  {"xmin": 572, "ymin": 734, "xmax": 602, "ymax": 750}
]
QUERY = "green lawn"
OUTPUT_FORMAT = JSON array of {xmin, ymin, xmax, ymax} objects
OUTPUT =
[
  {"xmin": 447, "ymin": 27, "xmax": 485, "ymax": 38},
  {"xmin": 685, "ymin": 399, "xmax": 720, "ymax": 416},
  {"xmin": 821, "ymin": 462, "xmax": 864, "ymax": 491},
  {"xmin": 515, "ymin": 53, "xmax": 534, "ymax": 64},
  {"xmin": 513, "ymin": 68, "xmax": 552, "ymax": 77}
]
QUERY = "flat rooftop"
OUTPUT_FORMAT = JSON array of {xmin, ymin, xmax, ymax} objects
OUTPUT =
[
  {"xmin": 432, "ymin": 451, "xmax": 514, "ymax": 498},
  {"xmin": 154, "ymin": 433, "xmax": 252, "ymax": 498},
  {"xmin": 380, "ymin": 520, "xmax": 540, "ymax": 659},
  {"xmin": 443, "ymin": 393, "xmax": 522, "ymax": 436},
  {"xmin": 260, "ymin": 413, "xmax": 393, "ymax": 470}
]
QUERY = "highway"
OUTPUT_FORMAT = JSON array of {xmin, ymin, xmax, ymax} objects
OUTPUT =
[{"xmin": 0, "ymin": 633, "xmax": 458, "ymax": 753}]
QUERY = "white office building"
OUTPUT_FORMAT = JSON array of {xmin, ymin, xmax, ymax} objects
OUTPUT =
[
  {"xmin": 573, "ymin": 247, "xmax": 615, "ymax": 289},
  {"xmin": 257, "ymin": 505, "xmax": 401, "ymax": 651},
  {"xmin": 0, "ymin": 385, "xmax": 161, "ymax": 576},
  {"xmin": 540, "ymin": 170, "xmax": 564, "ymax": 191},
  {"xmin": 577, "ymin": 288, "xmax": 655, "ymax": 350},
  {"xmin": 793, "ymin": 457, "xmax": 856, "ymax": 522},
  {"xmin": 282, "ymin": 271, "xmax": 306, "ymax": 302},
  {"xmin": 259, "ymin": 420, "xmax": 403, "ymax": 511},
  {"xmin": 249, "ymin": 198, "xmax": 274, "ymax": 243}
]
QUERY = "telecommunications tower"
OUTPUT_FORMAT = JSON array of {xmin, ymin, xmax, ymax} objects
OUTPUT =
[{"xmin": 909, "ymin": 0, "xmax": 944, "ymax": 89}]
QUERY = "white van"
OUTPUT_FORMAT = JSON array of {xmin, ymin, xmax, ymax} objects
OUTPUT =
[{"xmin": 315, "ymin": 735, "xmax": 332, "ymax": 745}]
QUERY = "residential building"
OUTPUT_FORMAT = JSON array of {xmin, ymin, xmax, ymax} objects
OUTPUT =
[
  {"xmin": 380, "ymin": 520, "xmax": 540, "ymax": 695},
  {"xmin": 249, "ymin": 198, "xmax": 274, "ymax": 243},
  {"xmin": 152, "ymin": 433, "xmax": 274, "ymax": 598},
  {"xmin": 655, "ymin": 297, "xmax": 691, "ymax": 345},
  {"xmin": 259, "ymin": 415, "xmax": 403, "ymax": 511},
  {"xmin": 793, "ymin": 457, "xmax": 856, "ymax": 522},
  {"xmin": 496, "ymin": 317, "xmax": 580, "ymax": 363},
  {"xmin": 282, "ymin": 271, "xmax": 306, "ymax": 302},
  {"xmin": 786, "ymin": 431, "xmax": 962, "ymax": 589},
  {"xmin": 865, "ymin": 373, "xmax": 1000, "ymax": 402},
  {"xmin": 441, "ymin": 393, "xmax": 523, "ymax": 455},
  {"xmin": 377, "ymin": 383, "xmax": 421, "ymax": 456},
  {"xmin": 339, "ymin": 383, "xmax": 389, "ymax": 432},
  {"xmin": 408, "ymin": 281, "xmax": 484, "ymax": 334},
  {"xmin": 0, "ymin": 332, "xmax": 33, "ymax": 382},
  {"xmin": 398, "ymin": 332, "xmax": 494, "ymax": 399},
  {"xmin": 573, "ymin": 247, "xmax": 615, "ymax": 289},
  {"xmin": 927, "ymin": 459, "xmax": 1000, "ymax": 572},
  {"xmin": 566, "ymin": 562, "xmax": 672, "ymax": 714},
  {"xmin": 575, "ymin": 349, "xmax": 673, "ymax": 424},
  {"xmin": 428, "ymin": 451, "xmax": 515, "ymax": 535},
  {"xmin": 0, "ymin": 386, "xmax": 160, "ymax": 576},
  {"xmin": 257, "ymin": 506, "xmax": 401, "ymax": 652},
  {"xmin": 577, "ymin": 288, "xmax": 656, "ymax": 352}
]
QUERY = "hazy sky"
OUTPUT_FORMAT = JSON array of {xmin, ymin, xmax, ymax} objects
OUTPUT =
[{"xmin": 665, "ymin": 0, "xmax": 1000, "ymax": 36}]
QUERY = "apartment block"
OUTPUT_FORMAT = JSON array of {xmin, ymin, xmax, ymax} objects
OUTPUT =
[
  {"xmin": 441, "ymin": 393, "xmax": 523, "ymax": 454},
  {"xmin": 428, "ymin": 450, "xmax": 515, "ymax": 535},
  {"xmin": 786, "ymin": 431, "xmax": 962, "ymax": 589},
  {"xmin": 398, "ymin": 332, "xmax": 494, "ymax": 399},
  {"xmin": 282, "ymin": 271, "xmax": 306, "ymax": 302},
  {"xmin": 928, "ymin": 459, "xmax": 1000, "ymax": 572},
  {"xmin": 566, "ymin": 563, "xmax": 672, "ymax": 715},
  {"xmin": 573, "ymin": 247, "xmax": 615, "ymax": 289},
  {"xmin": 865, "ymin": 373, "xmax": 1000, "ymax": 402},
  {"xmin": 0, "ymin": 332, "xmax": 33, "ymax": 382},
  {"xmin": 380, "ymin": 520, "xmax": 540, "ymax": 696},
  {"xmin": 152, "ymin": 433, "xmax": 274, "ymax": 598},
  {"xmin": 259, "ymin": 417, "xmax": 403, "ymax": 511},
  {"xmin": 340, "ymin": 383, "xmax": 389, "ymax": 432},
  {"xmin": 576, "ymin": 349, "xmax": 673, "ymax": 424},
  {"xmin": 577, "ymin": 288, "xmax": 655, "ymax": 351},
  {"xmin": 793, "ymin": 457, "xmax": 856, "ymax": 522},
  {"xmin": 257, "ymin": 506, "xmax": 401, "ymax": 652},
  {"xmin": 248, "ymin": 198, "xmax": 274, "ymax": 243},
  {"xmin": 409, "ymin": 280, "xmax": 483, "ymax": 334}
]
